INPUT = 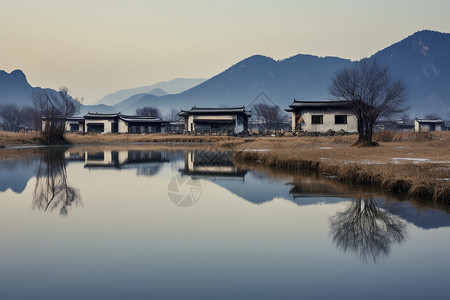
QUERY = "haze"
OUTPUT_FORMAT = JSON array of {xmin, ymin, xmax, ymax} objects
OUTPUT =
[{"xmin": 1, "ymin": 0, "xmax": 449, "ymax": 103}]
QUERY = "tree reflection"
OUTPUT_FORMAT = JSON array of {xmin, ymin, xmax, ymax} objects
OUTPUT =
[
  {"xmin": 33, "ymin": 148, "xmax": 81, "ymax": 216},
  {"xmin": 329, "ymin": 197, "xmax": 407, "ymax": 263}
]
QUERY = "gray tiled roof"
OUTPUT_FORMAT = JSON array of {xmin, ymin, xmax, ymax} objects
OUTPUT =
[{"xmin": 179, "ymin": 106, "xmax": 251, "ymax": 116}]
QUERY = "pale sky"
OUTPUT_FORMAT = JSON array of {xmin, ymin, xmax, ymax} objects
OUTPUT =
[{"xmin": 1, "ymin": 0, "xmax": 449, "ymax": 103}]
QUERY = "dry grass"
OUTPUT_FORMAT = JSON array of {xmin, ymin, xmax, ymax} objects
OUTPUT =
[
  {"xmin": 0, "ymin": 131, "xmax": 41, "ymax": 146},
  {"xmin": 233, "ymin": 132, "xmax": 450, "ymax": 205},
  {"xmin": 1, "ymin": 131, "xmax": 450, "ymax": 205}
]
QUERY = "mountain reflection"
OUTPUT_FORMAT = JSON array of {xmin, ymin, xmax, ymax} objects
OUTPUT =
[
  {"xmin": 33, "ymin": 148, "xmax": 81, "ymax": 217},
  {"xmin": 329, "ymin": 197, "xmax": 407, "ymax": 264}
]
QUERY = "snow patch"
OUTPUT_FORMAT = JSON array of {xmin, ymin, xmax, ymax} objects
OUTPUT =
[{"xmin": 392, "ymin": 158, "xmax": 450, "ymax": 164}]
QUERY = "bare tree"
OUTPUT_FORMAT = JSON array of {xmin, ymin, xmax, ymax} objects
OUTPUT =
[
  {"xmin": 0, "ymin": 103, "xmax": 35, "ymax": 131},
  {"xmin": 0, "ymin": 103, "xmax": 22, "ymax": 131},
  {"xmin": 253, "ymin": 103, "xmax": 285, "ymax": 131},
  {"xmin": 33, "ymin": 87, "xmax": 81, "ymax": 144},
  {"xmin": 167, "ymin": 108, "xmax": 181, "ymax": 122},
  {"xmin": 136, "ymin": 106, "xmax": 160, "ymax": 117},
  {"xmin": 329, "ymin": 59, "xmax": 407, "ymax": 145}
]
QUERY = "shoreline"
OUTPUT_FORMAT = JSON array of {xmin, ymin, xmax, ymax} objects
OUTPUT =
[
  {"xmin": 1, "ymin": 131, "xmax": 449, "ymax": 204},
  {"xmin": 232, "ymin": 146, "xmax": 450, "ymax": 205}
]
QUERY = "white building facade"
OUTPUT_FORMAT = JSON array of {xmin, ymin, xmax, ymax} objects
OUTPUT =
[
  {"xmin": 286, "ymin": 100, "xmax": 358, "ymax": 133},
  {"xmin": 179, "ymin": 107, "xmax": 250, "ymax": 134},
  {"xmin": 414, "ymin": 118, "xmax": 445, "ymax": 132},
  {"xmin": 83, "ymin": 113, "xmax": 167, "ymax": 134}
]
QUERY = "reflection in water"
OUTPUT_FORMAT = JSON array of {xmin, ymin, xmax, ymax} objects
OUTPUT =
[
  {"xmin": 1, "ymin": 148, "xmax": 450, "ymax": 299},
  {"xmin": 0, "ymin": 157, "xmax": 40, "ymax": 193},
  {"xmin": 180, "ymin": 150, "xmax": 247, "ymax": 179},
  {"xmin": 33, "ymin": 148, "xmax": 81, "ymax": 217},
  {"xmin": 78, "ymin": 150, "xmax": 169, "ymax": 177},
  {"xmin": 329, "ymin": 197, "xmax": 407, "ymax": 263}
]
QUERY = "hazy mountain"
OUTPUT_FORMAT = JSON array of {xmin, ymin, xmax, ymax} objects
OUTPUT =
[
  {"xmin": 370, "ymin": 30, "xmax": 450, "ymax": 118},
  {"xmin": 3, "ymin": 30, "xmax": 450, "ymax": 119},
  {"xmin": 114, "ymin": 30, "xmax": 450, "ymax": 118},
  {"xmin": 95, "ymin": 78, "xmax": 207, "ymax": 106},
  {"xmin": 113, "ymin": 54, "xmax": 352, "ymax": 115},
  {"xmin": 0, "ymin": 70, "xmax": 35, "ymax": 106},
  {"xmin": 0, "ymin": 70, "xmax": 111, "ymax": 117},
  {"xmin": 149, "ymin": 88, "xmax": 168, "ymax": 97},
  {"xmin": 113, "ymin": 93, "xmax": 160, "ymax": 114},
  {"xmin": 78, "ymin": 104, "xmax": 117, "ymax": 116}
]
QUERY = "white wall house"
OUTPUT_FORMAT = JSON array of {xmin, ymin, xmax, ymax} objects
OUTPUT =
[
  {"xmin": 179, "ymin": 107, "xmax": 250, "ymax": 134},
  {"xmin": 82, "ymin": 113, "xmax": 167, "ymax": 134},
  {"xmin": 286, "ymin": 100, "xmax": 358, "ymax": 133},
  {"xmin": 65, "ymin": 117, "xmax": 85, "ymax": 133},
  {"xmin": 414, "ymin": 118, "xmax": 444, "ymax": 132}
]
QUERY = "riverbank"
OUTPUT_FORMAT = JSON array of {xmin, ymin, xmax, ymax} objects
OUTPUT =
[
  {"xmin": 232, "ymin": 132, "xmax": 450, "ymax": 205},
  {"xmin": 1, "ymin": 131, "xmax": 449, "ymax": 204}
]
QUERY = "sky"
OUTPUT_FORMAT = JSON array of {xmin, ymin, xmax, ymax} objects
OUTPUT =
[{"xmin": 1, "ymin": 0, "xmax": 450, "ymax": 104}]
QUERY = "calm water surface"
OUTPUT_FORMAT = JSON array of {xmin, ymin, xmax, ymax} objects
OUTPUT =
[{"xmin": 0, "ymin": 146, "xmax": 449, "ymax": 299}]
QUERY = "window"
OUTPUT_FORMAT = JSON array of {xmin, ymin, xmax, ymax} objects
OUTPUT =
[
  {"xmin": 335, "ymin": 115, "xmax": 347, "ymax": 124},
  {"xmin": 311, "ymin": 115, "xmax": 323, "ymax": 124}
]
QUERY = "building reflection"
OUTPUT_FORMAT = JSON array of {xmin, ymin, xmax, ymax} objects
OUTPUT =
[
  {"xmin": 33, "ymin": 148, "xmax": 81, "ymax": 217},
  {"xmin": 179, "ymin": 150, "xmax": 247, "ymax": 180},
  {"xmin": 66, "ymin": 149, "xmax": 170, "ymax": 177}
]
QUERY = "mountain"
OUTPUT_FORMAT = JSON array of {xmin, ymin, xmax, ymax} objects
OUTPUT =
[
  {"xmin": 113, "ymin": 54, "xmax": 352, "ymax": 115},
  {"xmin": 3, "ymin": 30, "xmax": 450, "ymax": 119},
  {"xmin": 113, "ymin": 93, "xmax": 160, "ymax": 114},
  {"xmin": 148, "ymin": 88, "xmax": 168, "ymax": 97},
  {"xmin": 371, "ymin": 30, "xmax": 450, "ymax": 117},
  {"xmin": 95, "ymin": 78, "xmax": 207, "ymax": 106},
  {"xmin": 113, "ymin": 30, "xmax": 450, "ymax": 118},
  {"xmin": 0, "ymin": 70, "xmax": 111, "ymax": 117},
  {"xmin": 0, "ymin": 70, "xmax": 35, "ymax": 106}
]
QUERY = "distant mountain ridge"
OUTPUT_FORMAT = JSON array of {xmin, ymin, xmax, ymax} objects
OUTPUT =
[
  {"xmin": 2, "ymin": 30, "xmax": 450, "ymax": 119},
  {"xmin": 370, "ymin": 30, "xmax": 450, "ymax": 117},
  {"xmin": 95, "ymin": 78, "xmax": 207, "ymax": 106},
  {"xmin": 114, "ymin": 30, "xmax": 449, "ymax": 118},
  {"xmin": 0, "ymin": 70, "xmax": 35, "ymax": 106},
  {"xmin": 112, "ymin": 54, "xmax": 352, "ymax": 115}
]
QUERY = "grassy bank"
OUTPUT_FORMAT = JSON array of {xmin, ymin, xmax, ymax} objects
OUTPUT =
[
  {"xmin": 0, "ymin": 131, "xmax": 41, "ymax": 146},
  {"xmin": 232, "ymin": 132, "xmax": 450, "ymax": 205},
  {"xmin": 1, "ymin": 131, "xmax": 449, "ymax": 205}
]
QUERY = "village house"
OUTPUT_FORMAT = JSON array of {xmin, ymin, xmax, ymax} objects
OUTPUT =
[
  {"xmin": 83, "ymin": 113, "xmax": 167, "ymax": 134},
  {"xmin": 43, "ymin": 113, "xmax": 167, "ymax": 134},
  {"xmin": 285, "ymin": 100, "xmax": 358, "ymax": 133},
  {"xmin": 376, "ymin": 119, "xmax": 415, "ymax": 132},
  {"xmin": 179, "ymin": 107, "xmax": 251, "ymax": 135},
  {"xmin": 65, "ymin": 117, "xmax": 85, "ymax": 133},
  {"xmin": 414, "ymin": 118, "xmax": 445, "ymax": 132}
]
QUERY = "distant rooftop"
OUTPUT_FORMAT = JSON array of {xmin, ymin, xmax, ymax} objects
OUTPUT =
[
  {"xmin": 286, "ymin": 100, "xmax": 352, "ymax": 111},
  {"xmin": 119, "ymin": 115, "xmax": 165, "ymax": 123},
  {"xmin": 179, "ymin": 106, "xmax": 251, "ymax": 116},
  {"xmin": 84, "ymin": 113, "xmax": 120, "ymax": 118},
  {"xmin": 415, "ymin": 118, "xmax": 444, "ymax": 123}
]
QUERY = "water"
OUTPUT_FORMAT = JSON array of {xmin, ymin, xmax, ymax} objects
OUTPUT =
[{"xmin": 0, "ymin": 146, "xmax": 449, "ymax": 299}]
